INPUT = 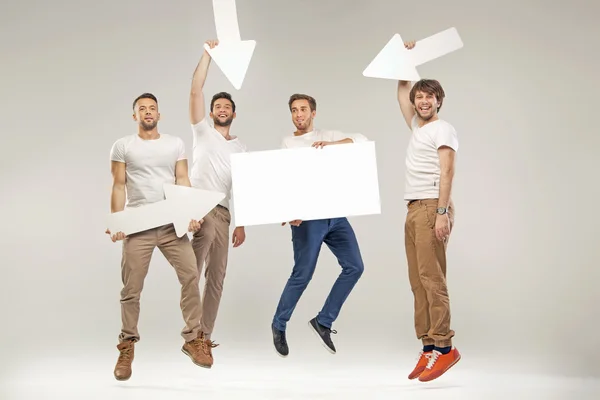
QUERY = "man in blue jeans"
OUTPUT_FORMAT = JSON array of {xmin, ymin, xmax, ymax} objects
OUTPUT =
[{"xmin": 271, "ymin": 93, "xmax": 367, "ymax": 356}]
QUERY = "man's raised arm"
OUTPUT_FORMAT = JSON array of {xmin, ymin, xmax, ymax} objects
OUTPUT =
[
  {"xmin": 190, "ymin": 40, "xmax": 219, "ymax": 125},
  {"xmin": 397, "ymin": 40, "xmax": 417, "ymax": 130}
]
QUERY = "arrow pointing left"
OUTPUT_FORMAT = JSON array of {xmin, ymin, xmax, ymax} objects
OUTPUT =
[
  {"xmin": 205, "ymin": 0, "xmax": 256, "ymax": 90},
  {"xmin": 107, "ymin": 184, "xmax": 226, "ymax": 238},
  {"xmin": 363, "ymin": 27, "xmax": 464, "ymax": 81}
]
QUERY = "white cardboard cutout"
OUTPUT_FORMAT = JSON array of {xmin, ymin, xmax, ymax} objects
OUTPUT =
[
  {"xmin": 107, "ymin": 184, "xmax": 226, "ymax": 237},
  {"xmin": 230, "ymin": 141, "xmax": 381, "ymax": 227},
  {"xmin": 363, "ymin": 27, "xmax": 464, "ymax": 81},
  {"xmin": 205, "ymin": 0, "xmax": 256, "ymax": 90}
]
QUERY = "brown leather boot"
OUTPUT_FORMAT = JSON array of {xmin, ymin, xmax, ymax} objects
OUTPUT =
[
  {"xmin": 114, "ymin": 340, "xmax": 135, "ymax": 381},
  {"xmin": 181, "ymin": 332, "xmax": 217, "ymax": 368}
]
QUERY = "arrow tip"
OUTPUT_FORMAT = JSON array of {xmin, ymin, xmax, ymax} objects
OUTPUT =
[
  {"xmin": 205, "ymin": 40, "xmax": 256, "ymax": 90},
  {"xmin": 362, "ymin": 34, "xmax": 421, "ymax": 81}
]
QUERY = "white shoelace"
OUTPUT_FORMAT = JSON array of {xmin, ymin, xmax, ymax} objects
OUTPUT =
[{"xmin": 425, "ymin": 350, "xmax": 441, "ymax": 369}]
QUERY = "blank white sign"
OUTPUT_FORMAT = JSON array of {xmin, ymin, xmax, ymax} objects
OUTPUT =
[{"xmin": 230, "ymin": 141, "xmax": 381, "ymax": 226}]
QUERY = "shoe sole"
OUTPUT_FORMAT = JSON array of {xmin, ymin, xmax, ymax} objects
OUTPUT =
[
  {"xmin": 308, "ymin": 320, "xmax": 336, "ymax": 354},
  {"xmin": 181, "ymin": 347, "xmax": 212, "ymax": 369},
  {"xmin": 419, "ymin": 354, "xmax": 461, "ymax": 382},
  {"xmin": 408, "ymin": 367, "xmax": 425, "ymax": 380},
  {"xmin": 114, "ymin": 374, "xmax": 131, "ymax": 381},
  {"xmin": 273, "ymin": 345, "xmax": 289, "ymax": 358}
]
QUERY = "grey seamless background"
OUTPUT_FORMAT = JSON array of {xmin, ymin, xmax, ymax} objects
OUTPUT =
[{"xmin": 0, "ymin": 0, "xmax": 598, "ymax": 379}]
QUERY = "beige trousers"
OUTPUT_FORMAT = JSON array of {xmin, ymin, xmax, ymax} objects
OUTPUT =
[
  {"xmin": 191, "ymin": 205, "xmax": 231, "ymax": 339},
  {"xmin": 118, "ymin": 223, "xmax": 202, "ymax": 343}
]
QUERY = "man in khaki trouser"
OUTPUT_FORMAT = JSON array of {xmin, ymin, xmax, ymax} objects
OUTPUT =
[
  {"xmin": 187, "ymin": 39, "xmax": 248, "ymax": 367},
  {"xmin": 396, "ymin": 40, "xmax": 462, "ymax": 383},
  {"xmin": 106, "ymin": 92, "xmax": 212, "ymax": 381}
]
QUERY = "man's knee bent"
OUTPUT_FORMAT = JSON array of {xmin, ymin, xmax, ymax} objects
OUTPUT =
[
  {"xmin": 290, "ymin": 266, "xmax": 314, "ymax": 284},
  {"xmin": 344, "ymin": 258, "xmax": 364, "ymax": 278}
]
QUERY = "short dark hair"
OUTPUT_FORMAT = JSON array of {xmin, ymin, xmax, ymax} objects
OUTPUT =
[
  {"xmin": 210, "ymin": 92, "xmax": 236, "ymax": 112},
  {"xmin": 132, "ymin": 93, "xmax": 158, "ymax": 110},
  {"xmin": 288, "ymin": 93, "xmax": 316, "ymax": 112},
  {"xmin": 409, "ymin": 79, "xmax": 445, "ymax": 112}
]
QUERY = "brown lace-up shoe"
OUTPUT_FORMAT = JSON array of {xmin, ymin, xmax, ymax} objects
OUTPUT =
[
  {"xmin": 114, "ymin": 340, "xmax": 135, "ymax": 381},
  {"xmin": 182, "ymin": 332, "xmax": 217, "ymax": 368},
  {"xmin": 202, "ymin": 337, "xmax": 219, "ymax": 367}
]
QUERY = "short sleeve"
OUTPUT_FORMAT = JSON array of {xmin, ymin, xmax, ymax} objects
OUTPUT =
[
  {"xmin": 176, "ymin": 137, "xmax": 187, "ymax": 161},
  {"xmin": 281, "ymin": 137, "xmax": 289, "ymax": 149},
  {"xmin": 191, "ymin": 118, "xmax": 211, "ymax": 137},
  {"xmin": 110, "ymin": 139, "xmax": 125, "ymax": 163},
  {"xmin": 432, "ymin": 123, "xmax": 459, "ymax": 152}
]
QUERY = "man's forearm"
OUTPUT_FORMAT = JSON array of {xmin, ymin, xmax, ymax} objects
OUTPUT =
[
  {"xmin": 397, "ymin": 79, "xmax": 411, "ymax": 93},
  {"xmin": 437, "ymin": 169, "xmax": 454, "ymax": 209},
  {"xmin": 333, "ymin": 138, "xmax": 354, "ymax": 144},
  {"xmin": 176, "ymin": 175, "xmax": 192, "ymax": 187},
  {"xmin": 111, "ymin": 186, "xmax": 126, "ymax": 213},
  {"xmin": 191, "ymin": 52, "xmax": 211, "ymax": 93}
]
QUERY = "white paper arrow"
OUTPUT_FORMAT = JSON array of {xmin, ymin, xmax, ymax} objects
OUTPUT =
[
  {"xmin": 205, "ymin": 0, "xmax": 256, "ymax": 90},
  {"xmin": 107, "ymin": 184, "xmax": 226, "ymax": 238},
  {"xmin": 363, "ymin": 27, "xmax": 464, "ymax": 81}
]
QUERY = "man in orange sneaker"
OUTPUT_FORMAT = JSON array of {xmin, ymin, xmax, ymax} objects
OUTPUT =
[{"xmin": 396, "ymin": 40, "xmax": 461, "ymax": 382}]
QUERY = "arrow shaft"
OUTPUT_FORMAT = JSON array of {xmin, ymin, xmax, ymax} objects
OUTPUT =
[
  {"xmin": 213, "ymin": 0, "xmax": 241, "ymax": 43},
  {"xmin": 410, "ymin": 28, "xmax": 463, "ymax": 67},
  {"xmin": 108, "ymin": 200, "xmax": 173, "ymax": 236}
]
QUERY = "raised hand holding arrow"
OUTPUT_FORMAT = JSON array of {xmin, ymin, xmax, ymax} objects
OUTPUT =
[{"xmin": 204, "ymin": 0, "xmax": 256, "ymax": 90}]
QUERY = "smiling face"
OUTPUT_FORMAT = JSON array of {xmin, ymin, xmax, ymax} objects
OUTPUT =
[
  {"xmin": 413, "ymin": 90, "xmax": 439, "ymax": 121},
  {"xmin": 133, "ymin": 96, "xmax": 160, "ymax": 130},
  {"xmin": 288, "ymin": 94, "xmax": 317, "ymax": 134},
  {"xmin": 290, "ymin": 99, "xmax": 315, "ymax": 132},
  {"xmin": 409, "ymin": 79, "xmax": 445, "ymax": 123},
  {"xmin": 210, "ymin": 92, "xmax": 236, "ymax": 127}
]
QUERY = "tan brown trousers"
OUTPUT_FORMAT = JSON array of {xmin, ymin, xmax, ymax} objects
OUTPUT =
[{"xmin": 404, "ymin": 198, "xmax": 455, "ymax": 348}]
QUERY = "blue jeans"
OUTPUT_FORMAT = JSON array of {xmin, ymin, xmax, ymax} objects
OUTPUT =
[{"xmin": 272, "ymin": 217, "xmax": 364, "ymax": 331}]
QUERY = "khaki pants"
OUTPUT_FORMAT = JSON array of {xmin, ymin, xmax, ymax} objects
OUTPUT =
[
  {"xmin": 191, "ymin": 205, "xmax": 231, "ymax": 339},
  {"xmin": 404, "ymin": 199, "xmax": 455, "ymax": 348},
  {"xmin": 118, "ymin": 223, "xmax": 202, "ymax": 343}
]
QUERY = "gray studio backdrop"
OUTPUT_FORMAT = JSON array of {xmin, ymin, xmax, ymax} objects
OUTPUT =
[{"xmin": 0, "ymin": 0, "xmax": 598, "ymax": 379}]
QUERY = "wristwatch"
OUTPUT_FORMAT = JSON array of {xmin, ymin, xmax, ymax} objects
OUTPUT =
[{"xmin": 436, "ymin": 207, "xmax": 447, "ymax": 215}]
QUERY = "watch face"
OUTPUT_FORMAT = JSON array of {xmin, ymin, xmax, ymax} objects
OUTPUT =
[{"xmin": 436, "ymin": 207, "xmax": 447, "ymax": 214}]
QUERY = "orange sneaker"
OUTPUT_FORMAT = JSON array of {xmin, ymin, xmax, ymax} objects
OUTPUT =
[
  {"xmin": 418, "ymin": 347, "xmax": 461, "ymax": 382},
  {"xmin": 408, "ymin": 350, "xmax": 432, "ymax": 379}
]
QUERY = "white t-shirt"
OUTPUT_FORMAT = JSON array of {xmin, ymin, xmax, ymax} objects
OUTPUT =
[
  {"xmin": 404, "ymin": 115, "xmax": 459, "ymax": 200},
  {"xmin": 281, "ymin": 129, "xmax": 368, "ymax": 149},
  {"xmin": 190, "ymin": 118, "xmax": 247, "ymax": 209},
  {"xmin": 110, "ymin": 133, "xmax": 186, "ymax": 209}
]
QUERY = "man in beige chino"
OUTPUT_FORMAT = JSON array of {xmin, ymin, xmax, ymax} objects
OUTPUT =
[
  {"xmin": 106, "ymin": 92, "xmax": 211, "ymax": 381},
  {"xmin": 187, "ymin": 39, "xmax": 248, "ymax": 367}
]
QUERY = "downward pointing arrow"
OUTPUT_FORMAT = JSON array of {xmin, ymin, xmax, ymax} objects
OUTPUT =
[
  {"xmin": 205, "ymin": 0, "xmax": 256, "ymax": 90},
  {"xmin": 107, "ymin": 184, "xmax": 226, "ymax": 238},
  {"xmin": 363, "ymin": 27, "xmax": 464, "ymax": 81}
]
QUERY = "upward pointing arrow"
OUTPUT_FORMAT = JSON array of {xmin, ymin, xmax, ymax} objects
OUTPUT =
[
  {"xmin": 106, "ymin": 184, "xmax": 226, "ymax": 238},
  {"xmin": 205, "ymin": 0, "xmax": 256, "ymax": 90},
  {"xmin": 363, "ymin": 27, "xmax": 464, "ymax": 81}
]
